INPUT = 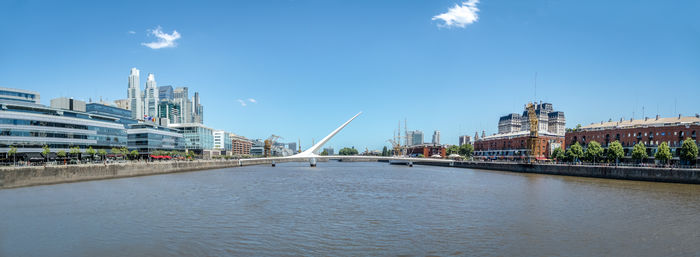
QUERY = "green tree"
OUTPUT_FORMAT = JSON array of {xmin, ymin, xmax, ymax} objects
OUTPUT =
[
  {"xmin": 631, "ymin": 142, "xmax": 648, "ymax": 163},
  {"xmin": 459, "ymin": 143, "xmax": 474, "ymax": 157},
  {"xmin": 111, "ymin": 147, "xmax": 122, "ymax": 158},
  {"xmin": 655, "ymin": 142, "xmax": 672, "ymax": 164},
  {"xmin": 41, "ymin": 145, "xmax": 50, "ymax": 163},
  {"xmin": 680, "ymin": 138, "xmax": 699, "ymax": 165},
  {"xmin": 446, "ymin": 145, "xmax": 460, "ymax": 155},
  {"xmin": 8, "ymin": 145, "xmax": 17, "ymax": 165},
  {"xmin": 320, "ymin": 149, "xmax": 329, "ymax": 156},
  {"xmin": 57, "ymin": 150, "xmax": 67, "ymax": 165},
  {"xmin": 120, "ymin": 146, "xmax": 129, "ymax": 156},
  {"xmin": 381, "ymin": 146, "xmax": 388, "ymax": 156},
  {"xmin": 566, "ymin": 142, "xmax": 584, "ymax": 162},
  {"xmin": 417, "ymin": 154, "xmax": 425, "ymax": 158},
  {"xmin": 606, "ymin": 141, "xmax": 624, "ymax": 163},
  {"xmin": 338, "ymin": 147, "xmax": 358, "ymax": 156},
  {"xmin": 98, "ymin": 149, "xmax": 107, "ymax": 161},
  {"xmin": 551, "ymin": 147, "xmax": 565, "ymax": 161},
  {"xmin": 86, "ymin": 146, "xmax": 96, "ymax": 160},
  {"xmin": 130, "ymin": 150, "xmax": 139, "ymax": 160},
  {"xmin": 69, "ymin": 146, "xmax": 81, "ymax": 161},
  {"xmin": 584, "ymin": 141, "xmax": 604, "ymax": 163}
]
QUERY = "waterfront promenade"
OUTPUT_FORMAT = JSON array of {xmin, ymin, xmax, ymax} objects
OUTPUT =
[{"xmin": 2, "ymin": 156, "xmax": 700, "ymax": 189}]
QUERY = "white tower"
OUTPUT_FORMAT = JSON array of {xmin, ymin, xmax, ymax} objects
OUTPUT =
[
  {"xmin": 143, "ymin": 73, "xmax": 159, "ymax": 119},
  {"xmin": 432, "ymin": 130, "xmax": 441, "ymax": 145},
  {"xmin": 127, "ymin": 68, "xmax": 143, "ymax": 119}
]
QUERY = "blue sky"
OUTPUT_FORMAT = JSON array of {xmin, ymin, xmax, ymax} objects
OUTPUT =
[{"xmin": 1, "ymin": 0, "xmax": 699, "ymax": 150}]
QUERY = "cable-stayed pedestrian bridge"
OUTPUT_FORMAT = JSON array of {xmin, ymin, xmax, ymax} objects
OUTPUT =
[{"xmin": 236, "ymin": 112, "xmax": 454, "ymax": 167}]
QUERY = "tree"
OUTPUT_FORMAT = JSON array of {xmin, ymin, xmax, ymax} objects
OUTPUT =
[
  {"xmin": 680, "ymin": 138, "xmax": 699, "ymax": 165},
  {"xmin": 57, "ymin": 150, "xmax": 67, "ymax": 165},
  {"xmin": 69, "ymin": 146, "xmax": 81, "ymax": 161},
  {"xmin": 41, "ymin": 145, "xmax": 50, "ymax": 163},
  {"xmin": 606, "ymin": 141, "xmax": 624, "ymax": 164},
  {"xmin": 111, "ymin": 147, "xmax": 122, "ymax": 158},
  {"xmin": 551, "ymin": 147, "xmax": 565, "ymax": 162},
  {"xmin": 566, "ymin": 142, "xmax": 584, "ymax": 162},
  {"xmin": 631, "ymin": 142, "xmax": 648, "ymax": 163},
  {"xmin": 655, "ymin": 142, "xmax": 672, "ymax": 165},
  {"xmin": 381, "ymin": 146, "xmax": 388, "ymax": 157},
  {"xmin": 120, "ymin": 147, "xmax": 129, "ymax": 156},
  {"xmin": 584, "ymin": 141, "xmax": 604, "ymax": 163},
  {"xmin": 130, "ymin": 150, "xmax": 139, "ymax": 160},
  {"xmin": 320, "ymin": 149, "xmax": 329, "ymax": 156},
  {"xmin": 98, "ymin": 149, "xmax": 107, "ymax": 161},
  {"xmin": 8, "ymin": 146, "xmax": 17, "ymax": 165},
  {"xmin": 86, "ymin": 146, "xmax": 97, "ymax": 160},
  {"xmin": 459, "ymin": 143, "xmax": 474, "ymax": 157},
  {"xmin": 446, "ymin": 145, "xmax": 460, "ymax": 155},
  {"xmin": 338, "ymin": 147, "xmax": 358, "ymax": 156}
]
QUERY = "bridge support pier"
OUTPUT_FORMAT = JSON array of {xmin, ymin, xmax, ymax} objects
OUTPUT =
[
  {"xmin": 271, "ymin": 161, "xmax": 276, "ymax": 167},
  {"xmin": 408, "ymin": 161, "xmax": 413, "ymax": 167},
  {"xmin": 310, "ymin": 157, "xmax": 317, "ymax": 167}
]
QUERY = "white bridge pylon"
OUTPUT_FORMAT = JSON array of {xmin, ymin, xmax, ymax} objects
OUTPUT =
[{"xmin": 294, "ymin": 112, "xmax": 362, "ymax": 158}]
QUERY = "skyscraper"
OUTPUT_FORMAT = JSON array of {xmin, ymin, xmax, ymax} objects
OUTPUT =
[
  {"xmin": 173, "ymin": 87, "xmax": 191, "ymax": 124},
  {"xmin": 432, "ymin": 130, "xmax": 441, "ymax": 145},
  {"xmin": 158, "ymin": 85, "xmax": 174, "ymax": 101},
  {"xmin": 127, "ymin": 68, "xmax": 143, "ymax": 119},
  {"xmin": 193, "ymin": 92, "xmax": 203, "ymax": 124},
  {"xmin": 143, "ymin": 73, "xmax": 159, "ymax": 119}
]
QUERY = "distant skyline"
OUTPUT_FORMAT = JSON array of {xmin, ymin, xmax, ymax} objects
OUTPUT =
[{"xmin": 1, "ymin": 0, "xmax": 699, "ymax": 150}]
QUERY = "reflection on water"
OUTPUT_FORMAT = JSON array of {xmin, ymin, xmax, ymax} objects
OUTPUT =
[{"xmin": 1, "ymin": 162, "xmax": 699, "ymax": 256}]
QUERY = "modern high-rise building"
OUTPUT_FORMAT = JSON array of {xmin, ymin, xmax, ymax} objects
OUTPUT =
[
  {"xmin": 158, "ymin": 85, "xmax": 174, "ymax": 101},
  {"xmin": 410, "ymin": 130, "xmax": 424, "ymax": 146},
  {"xmin": 127, "ymin": 68, "xmax": 143, "ymax": 120},
  {"xmin": 432, "ymin": 130, "xmax": 441, "ymax": 145},
  {"xmin": 173, "ymin": 87, "xmax": 192, "ymax": 124},
  {"xmin": 213, "ymin": 130, "xmax": 232, "ymax": 153},
  {"xmin": 143, "ymin": 73, "xmax": 159, "ymax": 119},
  {"xmin": 193, "ymin": 92, "xmax": 203, "ymax": 124},
  {"xmin": 287, "ymin": 142, "xmax": 297, "ymax": 152}
]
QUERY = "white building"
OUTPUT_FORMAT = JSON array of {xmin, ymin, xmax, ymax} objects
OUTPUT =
[
  {"xmin": 128, "ymin": 68, "xmax": 143, "ymax": 120},
  {"xmin": 143, "ymin": 73, "xmax": 159, "ymax": 119},
  {"xmin": 432, "ymin": 130, "xmax": 441, "ymax": 145}
]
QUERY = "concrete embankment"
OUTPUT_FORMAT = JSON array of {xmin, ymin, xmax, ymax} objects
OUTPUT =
[
  {"xmin": 412, "ymin": 161, "xmax": 700, "ymax": 184},
  {"xmin": 0, "ymin": 160, "xmax": 250, "ymax": 189}
]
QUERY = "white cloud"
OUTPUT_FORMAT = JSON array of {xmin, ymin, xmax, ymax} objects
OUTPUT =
[
  {"xmin": 128, "ymin": 30, "xmax": 136, "ymax": 34},
  {"xmin": 141, "ymin": 26, "xmax": 181, "ymax": 49},
  {"xmin": 248, "ymin": 98, "xmax": 257, "ymax": 103},
  {"xmin": 432, "ymin": 0, "xmax": 480, "ymax": 28},
  {"xmin": 237, "ymin": 99, "xmax": 247, "ymax": 107}
]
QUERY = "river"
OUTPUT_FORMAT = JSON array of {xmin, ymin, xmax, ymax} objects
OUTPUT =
[{"xmin": 1, "ymin": 162, "xmax": 699, "ymax": 256}]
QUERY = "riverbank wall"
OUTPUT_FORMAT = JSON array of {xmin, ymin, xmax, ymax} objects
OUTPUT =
[
  {"xmin": 412, "ymin": 161, "xmax": 700, "ymax": 184},
  {"xmin": 0, "ymin": 160, "xmax": 248, "ymax": 189}
]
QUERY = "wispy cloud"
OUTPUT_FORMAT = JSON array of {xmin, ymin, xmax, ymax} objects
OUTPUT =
[
  {"xmin": 432, "ymin": 0, "xmax": 480, "ymax": 28},
  {"xmin": 237, "ymin": 99, "xmax": 247, "ymax": 107},
  {"xmin": 141, "ymin": 26, "xmax": 181, "ymax": 49},
  {"xmin": 128, "ymin": 30, "xmax": 136, "ymax": 34},
  {"xmin": 248, "ymin": 98, "xmax": 257, "ymax": 103}
]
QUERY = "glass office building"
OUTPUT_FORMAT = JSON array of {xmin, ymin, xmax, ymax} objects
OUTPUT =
[
  {"xmin": 127, "ymin": 123, "xmax": 185, "ymax": 155},
  {"xmin": 0, "ymin": 100, "xmax": 127, "ymax": 153},
  {"xmin": 167, "ymin": 123, "xmax": 214, "ymax": 154},
  {"xmin": 0, "ymin": 87, "xmax": 40, "ymax": 104},
  {"xmin": 85, "ymin": 103, "xmax": 137, "ymax": 126}
]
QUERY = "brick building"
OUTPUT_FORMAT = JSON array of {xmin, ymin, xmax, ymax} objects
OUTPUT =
[
  {"xmin": 231, "ymin": 135, "xmax": 252, "ymax": 155},
  {"xmin": 566, "ymin": 115, "xmax": 700, "ymax": 161},
  {"xmin": 406, "ymin": 144, "xmax": 447, "ymax": 158},
  {"xmin": 474, "ymin": 131, "xmax": 565, "ymax": 160}
]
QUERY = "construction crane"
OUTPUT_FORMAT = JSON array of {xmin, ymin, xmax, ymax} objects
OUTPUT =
[
  {"xmin": 526, "ymin": 102, "xmax": 539, "ymax": 162},
  {"xmin": 264, "ymin": 134, "xmax": 281, "ymax": 157}
]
